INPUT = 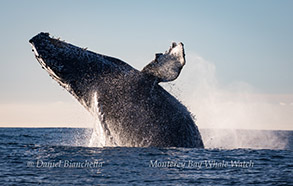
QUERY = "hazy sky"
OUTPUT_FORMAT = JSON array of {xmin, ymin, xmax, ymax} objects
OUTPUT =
[{"xmin": 0, "ymin": 0, "xmax": 292, "ymax": 129}]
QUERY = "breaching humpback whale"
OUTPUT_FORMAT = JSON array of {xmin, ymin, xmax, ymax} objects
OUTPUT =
[{"xmin": 29, "ymin": 32, "xmax": 204, "ymax": 148}]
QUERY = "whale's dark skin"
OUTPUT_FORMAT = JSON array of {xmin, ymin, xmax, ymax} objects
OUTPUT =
[{"xmin": 29, "ymin": 32, "xmax": 204, "ymax": 148}]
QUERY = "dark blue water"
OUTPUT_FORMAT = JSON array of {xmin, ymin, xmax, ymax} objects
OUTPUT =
[{"xmin": 0, "ymin": 128, "xmax": 292, "ymax": 185}]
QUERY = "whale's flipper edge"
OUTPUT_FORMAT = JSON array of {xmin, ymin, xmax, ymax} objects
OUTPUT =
[{"xmin": 141, "ymin": 42, "xmax": 185, "ymax": 83}]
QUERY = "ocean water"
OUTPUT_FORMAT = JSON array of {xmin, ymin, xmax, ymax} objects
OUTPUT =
[{"xmin": 0, "ymin": 128, "xmax": 292, "ymax": 185}]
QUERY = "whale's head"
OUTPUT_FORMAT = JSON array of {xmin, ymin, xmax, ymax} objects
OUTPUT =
[{"xmin": 29, "ymin": 32, "xmax": 135, "ymax": 106}]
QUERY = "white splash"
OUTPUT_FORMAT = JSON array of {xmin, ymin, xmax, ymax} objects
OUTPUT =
[
  {"xmin": 88, "ymin": 92, "xmax": 106, "ymax": 147},
  {"xmin": 164, "ymin": 52, "xmax": 290, "ymax": 149}
]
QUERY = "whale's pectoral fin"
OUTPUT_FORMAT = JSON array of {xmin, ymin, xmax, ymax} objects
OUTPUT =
[{"xmin": 141, "ymin": 42, "xmax": 185, "ymax": 82}]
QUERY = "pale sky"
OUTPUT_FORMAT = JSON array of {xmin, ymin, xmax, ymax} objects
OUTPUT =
[{"xmin": 0, "ymin": 0, "xmax": 292, "ymax": 130}]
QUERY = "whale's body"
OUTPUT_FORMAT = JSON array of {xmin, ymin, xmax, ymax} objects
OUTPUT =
[{"xmin": 29, "ymin": 33, "xmax": 204, "ymax": 148}]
